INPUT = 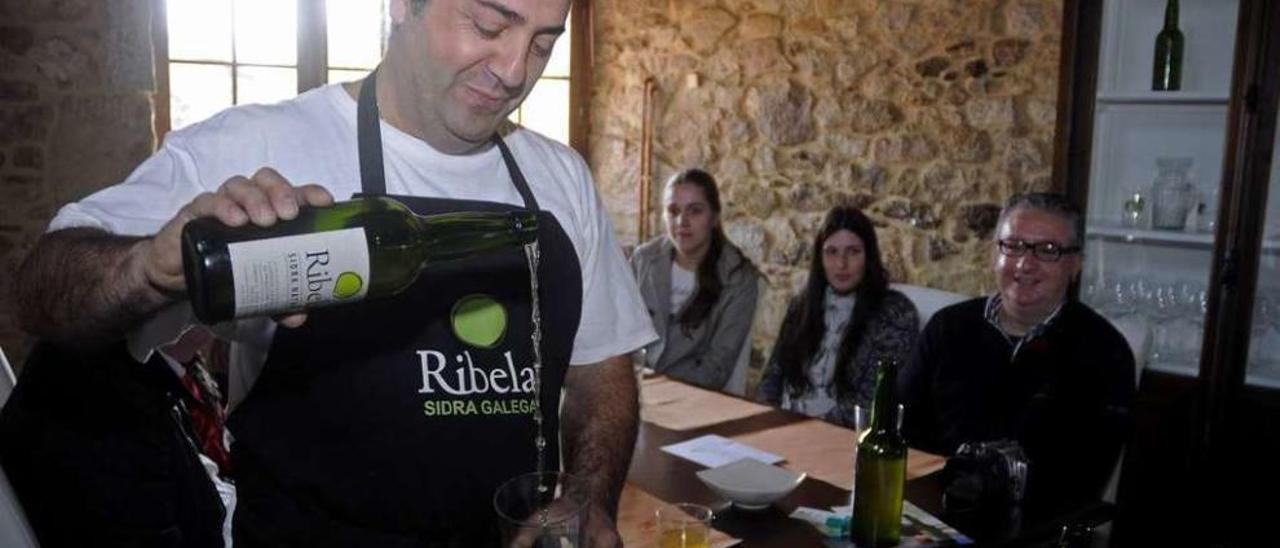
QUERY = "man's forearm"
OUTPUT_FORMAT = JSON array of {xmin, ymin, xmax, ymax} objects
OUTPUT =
[
  {"xmin": 14, "ymin": 228, "xmax": 172, "ymax": 344},
  {"xmin": 562, "ymin": 355, "xmax": 639, "ymax": 516}
]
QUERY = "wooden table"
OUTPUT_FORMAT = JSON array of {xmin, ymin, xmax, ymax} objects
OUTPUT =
[{"xmin": 618, "ymin": 376, "xmax": 1113, "ymax": 546}]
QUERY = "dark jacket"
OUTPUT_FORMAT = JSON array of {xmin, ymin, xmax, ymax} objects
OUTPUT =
[
  {"xmin": 899, "ymin": 298, "xmax": 1136, "ymax": 501},
  {"xmin": 0, "ymin": 342, "xmax": 225, "ymax": 548}
]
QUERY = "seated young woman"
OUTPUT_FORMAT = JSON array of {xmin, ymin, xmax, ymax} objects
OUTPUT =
[
  {"xmin": 757, "ymin": 205, "xmax": 919, "ymax": 427},
  {"xmin": 631, "ymin": 169, "xmax": 761, "ymax": 390}
]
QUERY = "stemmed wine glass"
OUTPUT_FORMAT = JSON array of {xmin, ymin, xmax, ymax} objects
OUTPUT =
[{"xmin": 1146, "ymin": 284, "xmax": 1180, "ymax": 364}]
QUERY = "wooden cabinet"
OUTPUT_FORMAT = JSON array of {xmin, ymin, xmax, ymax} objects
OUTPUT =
[{"xmin": 1055, "ymin": 0, "xmax": 1280, "ymax": 544}]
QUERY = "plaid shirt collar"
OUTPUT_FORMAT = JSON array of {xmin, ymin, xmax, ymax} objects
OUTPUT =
[{"xmin": 984, "ymin": 294, "xmax": 1066, "ymax": 362}]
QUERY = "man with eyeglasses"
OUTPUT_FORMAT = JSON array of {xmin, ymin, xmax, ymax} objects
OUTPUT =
[{"xmin": 899, "ymin": 193, "xmax": 1135, "ymax": 503}]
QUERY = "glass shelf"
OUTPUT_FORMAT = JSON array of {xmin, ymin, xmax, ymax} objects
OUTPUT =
[
  {"xmin": 1097, "ymin": 92, "xmax": 1230, "ymax": 105},
  {"xmin": 1146, "ymin": 360, "xmax": 1198, "ymax": 378},
  {"xmin": 1248, "ymin": 373, "xmax": 1280, "ymax": 390},
  {"xmin": 1087, "ymin": 223, "xmax": 1280, "ymax": 252},
  {"xmin": 1249, "ymin": 363, "xmax": 1280, "ymax": 390},
  {"xmin": 1087, "ymin": 223, "xmax": 1214, "ymax": 246}
]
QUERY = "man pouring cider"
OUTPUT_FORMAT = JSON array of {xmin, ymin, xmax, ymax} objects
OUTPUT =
[{"xmin": 7, "ymin": 1, "xmax": 656, "ymax": 546}]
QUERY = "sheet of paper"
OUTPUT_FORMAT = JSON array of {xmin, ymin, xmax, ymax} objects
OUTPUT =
[{"xmin": 660, "ymin": 434, "xmax": 784, "ymax": 468}]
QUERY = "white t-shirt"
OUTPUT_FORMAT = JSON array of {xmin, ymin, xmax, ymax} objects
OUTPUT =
[
  {"xmin": 669, "ymin": 262, "xmax": 696, "ymax": 315},
  {"xmin": 49, "ymin": 83, "xmax": 658, "ymax": 410}
]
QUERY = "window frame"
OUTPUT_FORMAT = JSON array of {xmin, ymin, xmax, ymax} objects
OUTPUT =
[
  {"xmin": 151, "ymin": 0, "xmax": 592, "ymax": 156},
  {"xmin": 567, "ymin": 0, "xmax": 591, "ymax": 156}
]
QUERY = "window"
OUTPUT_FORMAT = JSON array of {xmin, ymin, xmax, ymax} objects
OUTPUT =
[
  {"xmin": 157, "ymin": 0, "xmax": 386, "ymax": 132},
  {"xmin": 324, "ymin": 0, "xmax": 389, "ymax": 85},
  {"xmin": 508, "ymin": 12, "xmax": 572, "ymax": 144},
  {"xmin": 154, "ymin": 0, "xmax": 588, "ymax": 153}
]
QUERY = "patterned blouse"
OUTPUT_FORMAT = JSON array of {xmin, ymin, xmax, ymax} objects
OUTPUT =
[{"xmin": 757, "ymin": 288, "xmax": 919, "ymax": 428}]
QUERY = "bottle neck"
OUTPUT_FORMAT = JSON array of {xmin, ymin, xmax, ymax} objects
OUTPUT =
[
  {"xmin": 1163, "ymin": 0, "xmax": 1179, "ymax": 30},
  {"xmin": 410, "ymin": 210, "xmax": 538, "ymax": 265},
  {"xmin": 406, "ymin": 214, "xmax": 433, "ymax": 267},
  {"xmin": 868, "ymin": 362, "xmax": 900, "ymax": 434}
]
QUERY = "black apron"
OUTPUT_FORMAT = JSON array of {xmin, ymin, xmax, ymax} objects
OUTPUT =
[{"xmin": 227, "ymin": 72, "xmax": 584, "ymax": 547}]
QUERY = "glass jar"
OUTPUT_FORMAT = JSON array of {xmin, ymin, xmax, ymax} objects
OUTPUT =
[{"xmin": 1151, "ymin": 157, "xmax": 1195, "ymax": 230}]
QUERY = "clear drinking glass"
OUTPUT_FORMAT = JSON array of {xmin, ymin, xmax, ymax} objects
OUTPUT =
[
  {"xmin": 655, "ymin": 503, "xmax": 713, "ymax": 548},
  {"xmin": 1121, "ymin": 186, "xmax": 1146, "ymax": 228},
  {"xmin": 1108, "ymin": 276, "xmax": 1143, "ymax": 318},
  {"xmin": 847, "ymin": 404, "xmax": 870, "ymax": 507},
  {"xmin": 1146, "ymin": 284, "xmax": 1180, "ymax": 364},
  {"xmin": 493, "ymin": 471, "xmax": 588, "ymax": 548}
]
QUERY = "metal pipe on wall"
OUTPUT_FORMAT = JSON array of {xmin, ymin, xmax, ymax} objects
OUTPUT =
[{"xmin": 638, "ymin": 77, "xmax": 656, "ymax": 244}]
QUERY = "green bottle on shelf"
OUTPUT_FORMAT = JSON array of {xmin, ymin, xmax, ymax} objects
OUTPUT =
[
  {"xmin": 181, "ymin": 196, "xmax": 538, "ymax": 323},
  {"xmin": 851, "ymin": 359, "xmax": 907, "ymax": 547},
  {"xmin": 1152, "ymin": 0, "xmax": 1184, "ymax": 91}
]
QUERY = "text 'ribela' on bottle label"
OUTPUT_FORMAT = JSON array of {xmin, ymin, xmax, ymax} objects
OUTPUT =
[{"xmin": 227, "ymin": 228, "xmax": 370, "ymax": 317}]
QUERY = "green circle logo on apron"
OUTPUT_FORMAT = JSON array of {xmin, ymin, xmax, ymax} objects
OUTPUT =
[
  {"xmin": 333, "ymin": 272, "xmax": 363, "ymax": 299},
  {"xmin": 451, "ymin": 295, "xmax": 508, "ymax": 349}
]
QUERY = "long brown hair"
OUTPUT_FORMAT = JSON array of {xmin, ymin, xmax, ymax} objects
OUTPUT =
[
  {"xmin": 774, "ymin": 206, "xmax": 889, "ymax": 397},
  {"xmin": 665, "ymin": 169, "xmax": 750, "ymax": 335}
]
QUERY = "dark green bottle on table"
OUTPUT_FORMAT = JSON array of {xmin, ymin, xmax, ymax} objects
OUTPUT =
[
  {"xmin": 1152, "ymin": 0, "xmax": 1184, "ymax": 91},
  {"xmin": 182, "ymin": 196, "xmax": 538, "ymax": 323},
  {"xmin": 851, "ymin": 359, "xmax": 906, "ymax": 547}
]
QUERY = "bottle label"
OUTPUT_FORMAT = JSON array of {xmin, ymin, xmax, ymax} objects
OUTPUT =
[{"xmin": 227, "ymin": 228, "xmax": 371, "ymax": 317}]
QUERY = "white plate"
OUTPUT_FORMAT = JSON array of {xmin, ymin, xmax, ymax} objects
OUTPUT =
[{"xmin": 695, "ymin": 458, "xmax": 806, "ymax": 510}]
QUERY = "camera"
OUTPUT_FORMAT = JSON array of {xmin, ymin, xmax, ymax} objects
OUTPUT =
[{"xmin": 942, "ymin": 439, "xmax": 1029, "ymax": 511}]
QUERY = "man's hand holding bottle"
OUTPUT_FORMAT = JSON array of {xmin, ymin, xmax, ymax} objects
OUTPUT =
[{"xmin": 135, "ymin": 166, "xmax": 334, "ymax": 327}]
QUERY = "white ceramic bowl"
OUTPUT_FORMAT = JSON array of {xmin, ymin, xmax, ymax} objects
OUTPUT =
[{"xmin": 695, "ymin": 458, "xmax": 806, "ymax": 510}]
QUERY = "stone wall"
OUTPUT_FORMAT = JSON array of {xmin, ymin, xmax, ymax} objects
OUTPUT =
[
  {"xmin": 0, "ymin": 0, "xmax": 157, "ymax": 366},
  {"xmin": 588, "ymin": 0, "xmax": 1062, "ymax": 374}
]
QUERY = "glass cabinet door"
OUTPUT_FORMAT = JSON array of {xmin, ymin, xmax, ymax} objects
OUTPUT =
[
  {"xmin": 1078, "ymin": 0, "xmax": 1240, "ymax": 381},
  {"xmin": 1246, "ymin": 109, "xmax": 1280, "ymax": 388}
]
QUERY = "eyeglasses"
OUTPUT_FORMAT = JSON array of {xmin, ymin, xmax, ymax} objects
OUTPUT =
[{"xmin": 997, "ymin": 239, "xmax": 1081, "ymax": 262}]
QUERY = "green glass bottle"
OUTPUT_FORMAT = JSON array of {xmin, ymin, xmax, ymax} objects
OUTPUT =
[
  {"xmin": 851, "ymin": 360, "xmax": 906, "ymax": 547},
  {"xmin": 181, "ymin": 196, "xmax": 538, "ymax": 323},
  {"xmin": 1152, "ymin": 0, "xmax": 1184, "ymax": 91}
]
